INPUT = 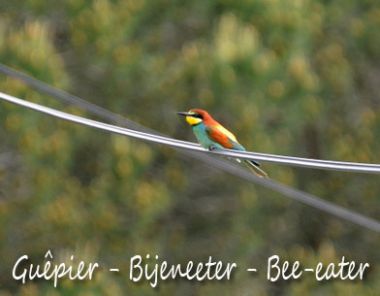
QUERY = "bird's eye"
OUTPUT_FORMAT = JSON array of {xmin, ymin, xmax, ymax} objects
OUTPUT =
[{"xmin": 193, "ymin": 113, "xmax": 203, "ymax": 119}]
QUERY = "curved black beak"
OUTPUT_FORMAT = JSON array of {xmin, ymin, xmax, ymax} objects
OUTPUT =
[{"xmin": 177, "ymin": 112, "xmax": 191, "ymax": 117}]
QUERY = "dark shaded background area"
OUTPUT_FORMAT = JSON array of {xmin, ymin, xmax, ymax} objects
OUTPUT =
[{"xmin": 0, "ymin": 0, "xmax": 379, "ymax": 295}]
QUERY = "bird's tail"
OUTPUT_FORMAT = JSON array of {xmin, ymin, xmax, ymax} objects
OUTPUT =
[{"xmin": 243, "ymin": 160, "xmax": 268, "ymax": 178}]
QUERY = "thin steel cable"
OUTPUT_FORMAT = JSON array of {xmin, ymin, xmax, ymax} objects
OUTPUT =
[
  {"xmin": 0, "ymin": 64, "xmax": 164, "ymax": 133},
  {"xmin": 1, "ymin": 91, "xmax": 380, "ymax": 233},
  {"xmin": 0, "ymin": 152, "xmax": 19, "ymax": 168},
  {"xmin": 0, "ymin": 90, "xmax": 379, "ymax": 173},
  {"xmin": 0, "ymin": 65, "xmax": 379, "ymax": 231},
  {"xmin": 1, "ymin": 64, "xmax": 380, "ymax": 173}
]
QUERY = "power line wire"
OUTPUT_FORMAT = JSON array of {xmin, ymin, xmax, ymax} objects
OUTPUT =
[
  {"xmin": 0, "ymin": 64, "xmax": 146, "ymax": 131},
  {"xmin": 1, "ymin": 91, "xmax": 379, "ymax": 233},
  {"xmin": 1, "ymin": 65, "xmax": 379, "ymax": 173},
  {"xmin": 0, "ymin": 89, "xmax": 379, "ymax": 173},
  {"xmin": 0, "ymin": 152, "xmax": 19, "ymax": 168},
  {"xmin": 1, "ymin": 64, "xmax": 380, "ymax": 234}
]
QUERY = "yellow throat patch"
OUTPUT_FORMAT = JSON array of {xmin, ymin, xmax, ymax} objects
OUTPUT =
[{"xmin": 185, "ymin": 115, "xmax": 202, "ymax": 126}]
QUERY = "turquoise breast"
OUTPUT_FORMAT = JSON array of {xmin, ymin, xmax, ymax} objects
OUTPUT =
[{"xmin": 192, "ymin": 123, "xmax": 224, "ymax": 150}]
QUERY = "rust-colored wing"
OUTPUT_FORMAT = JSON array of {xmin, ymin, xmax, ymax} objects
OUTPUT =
[{"xmin": 205, "ymin": 124, "xmax": 239, "ymax": 149}]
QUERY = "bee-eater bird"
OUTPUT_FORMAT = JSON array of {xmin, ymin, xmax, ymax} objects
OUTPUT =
[{"xmin": 178, "ymin": 108, "xmax": 268, "ymax": 178}]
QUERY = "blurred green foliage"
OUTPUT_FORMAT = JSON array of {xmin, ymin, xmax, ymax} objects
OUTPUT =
[{"xmin": 0, "ymin": 0, "xmax": 379, "ymax": 295}]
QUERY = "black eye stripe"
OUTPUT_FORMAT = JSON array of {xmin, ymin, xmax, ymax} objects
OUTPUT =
[{"xmin": 193, "ymin": 113, "xmax": 203, "ymax": 119}]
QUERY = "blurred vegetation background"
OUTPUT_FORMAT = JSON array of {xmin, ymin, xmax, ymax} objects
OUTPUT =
[{"xmin": 0, "ymin": 0, "xmax": 379, "ymax": 295}]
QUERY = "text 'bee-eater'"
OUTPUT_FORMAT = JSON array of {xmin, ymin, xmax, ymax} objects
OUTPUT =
[{"xmin": 178, "ymin": 108, "xmax": 268, "ymax": 178}]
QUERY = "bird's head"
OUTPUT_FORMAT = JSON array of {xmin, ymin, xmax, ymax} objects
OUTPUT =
[{"xmin": 177, "ymin": 108, "xmax": 210, "ymax": 126}]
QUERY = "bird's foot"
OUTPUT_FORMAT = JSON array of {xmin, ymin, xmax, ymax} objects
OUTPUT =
[{"xmin": 208, "ymin": 145, "xmax": 219, "ymax": 151}]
